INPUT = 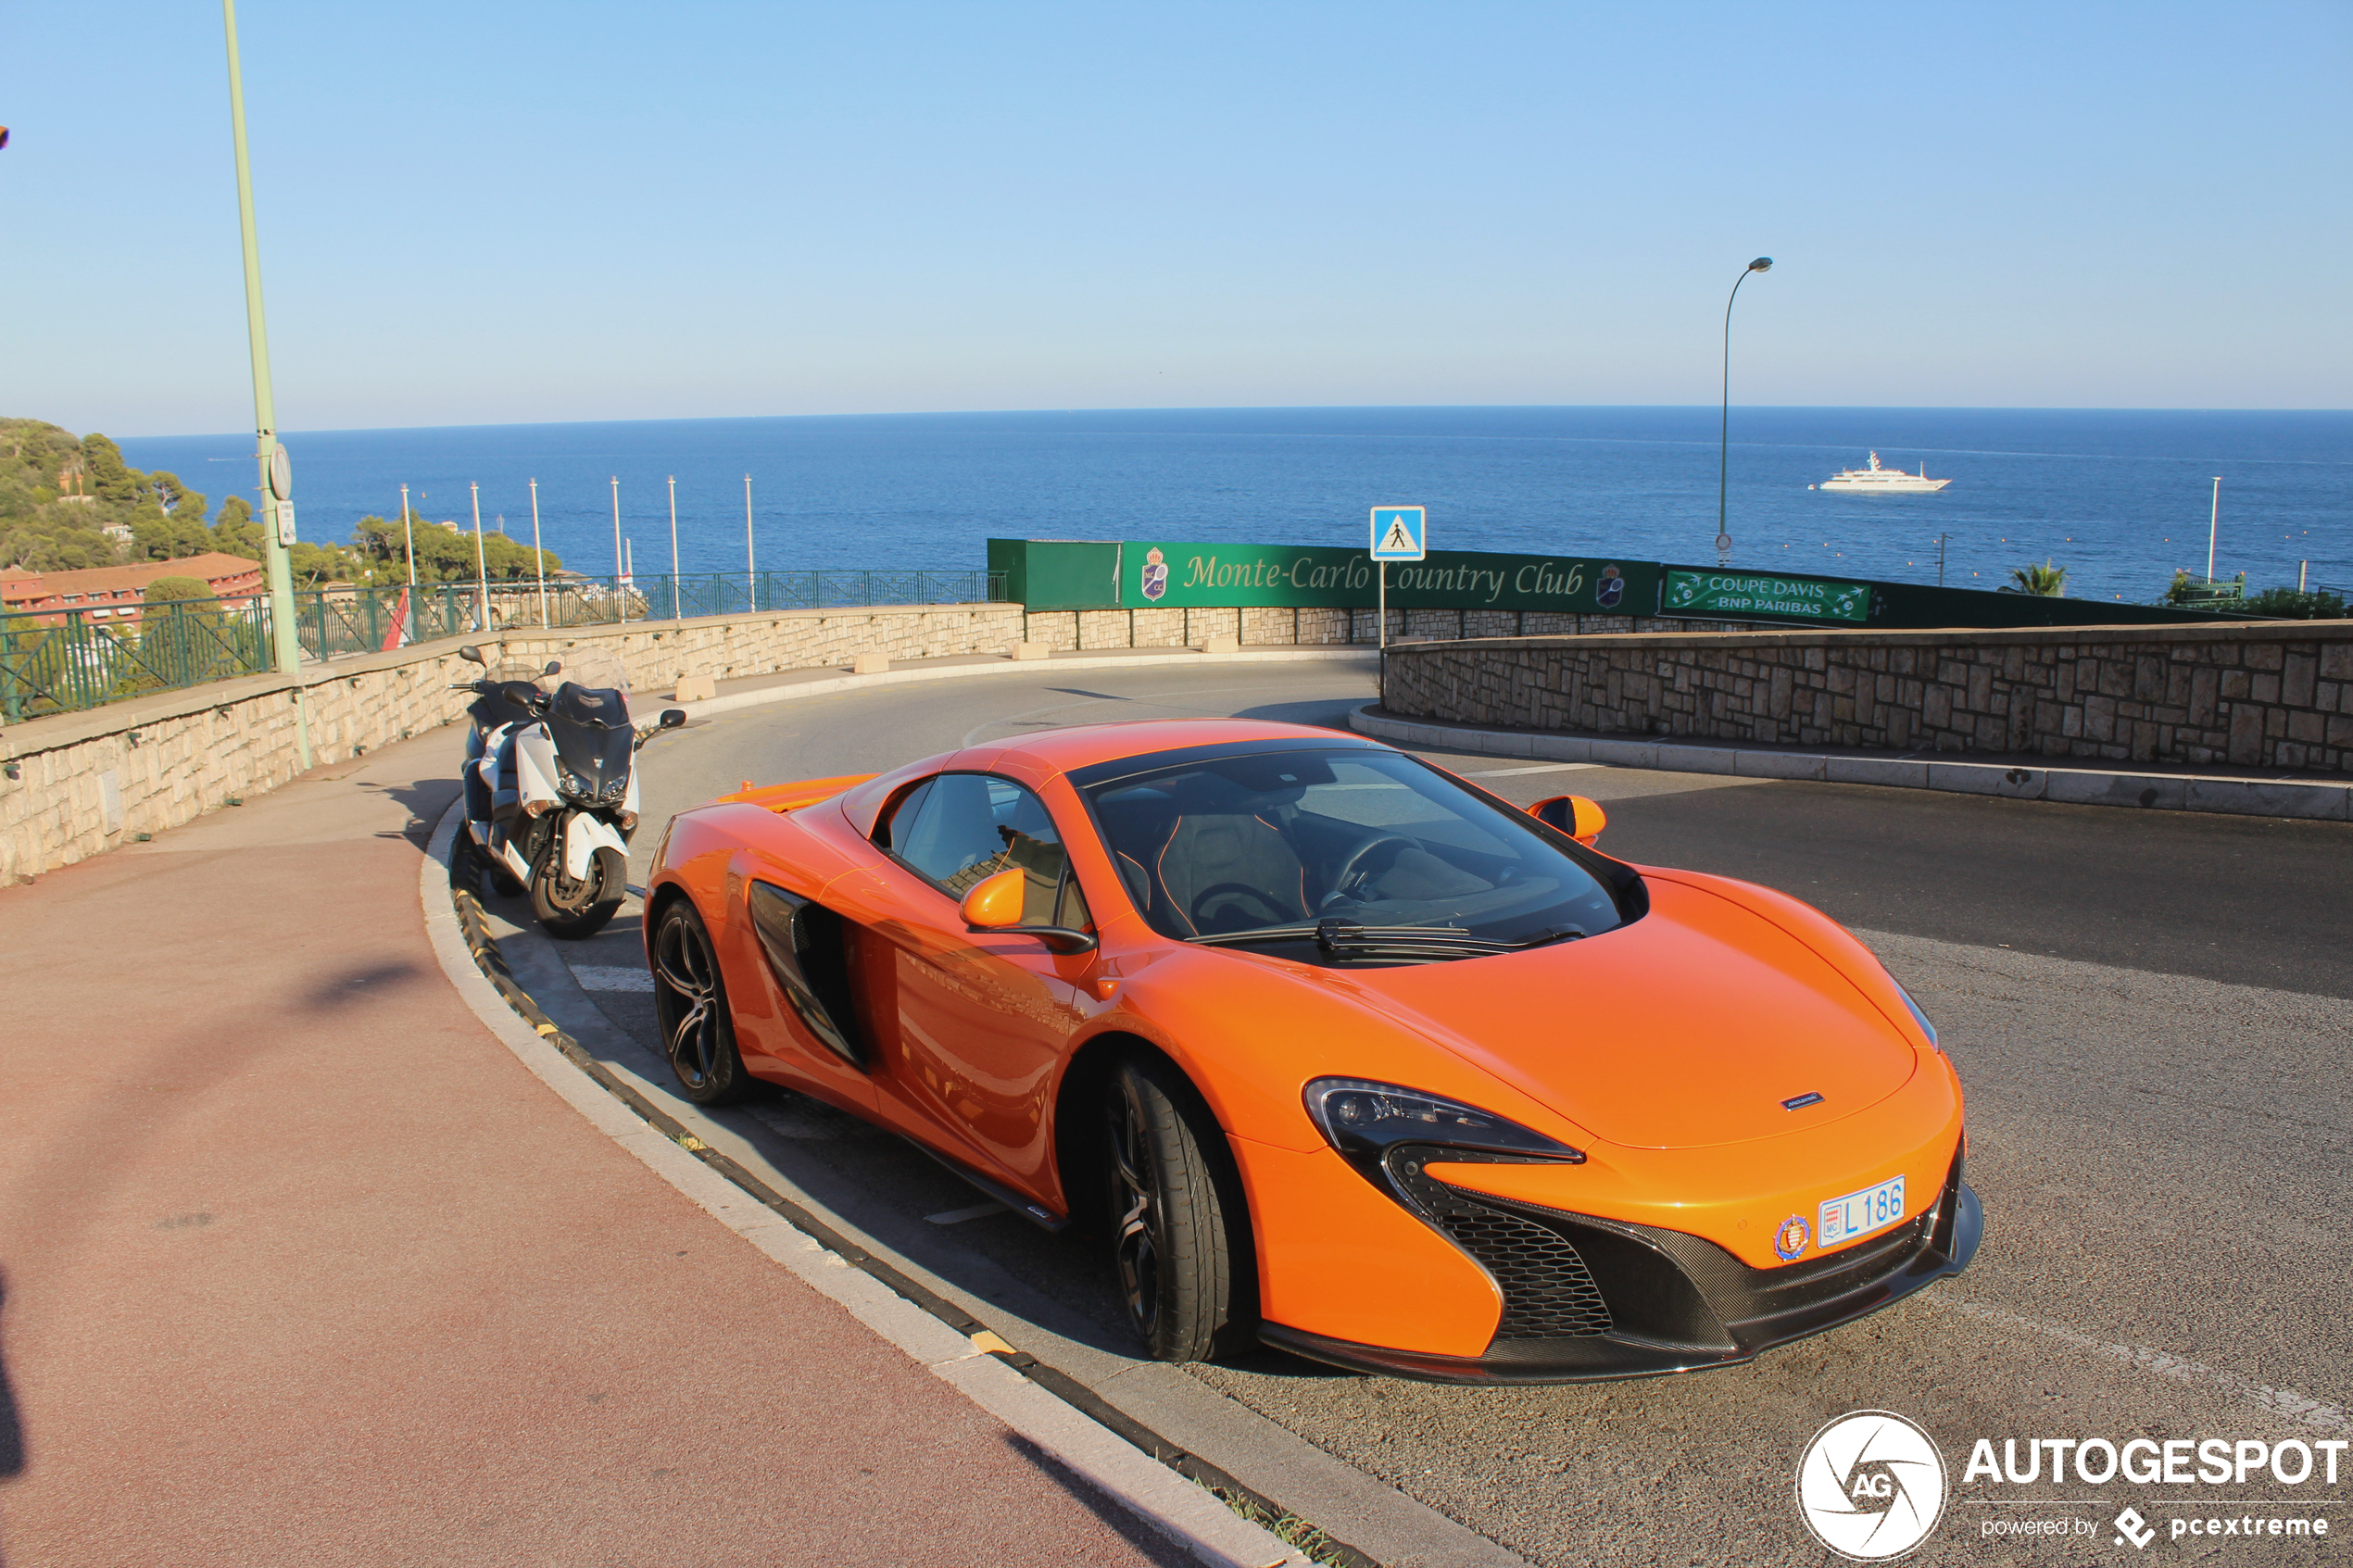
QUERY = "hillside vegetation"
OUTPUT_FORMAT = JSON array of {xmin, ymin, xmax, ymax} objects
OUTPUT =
[{"xmin": 2, "ymin": 418, "xmax": 559, "ymax": 588}]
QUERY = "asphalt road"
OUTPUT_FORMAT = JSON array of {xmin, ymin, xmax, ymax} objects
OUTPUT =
[{"xmin": 544, "ymin": 659, "xmax": 2352, "ymax": 1566}]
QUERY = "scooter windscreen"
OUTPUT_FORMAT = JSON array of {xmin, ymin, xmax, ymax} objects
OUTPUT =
[
  {"xmin": 470, "ymin": 680, "xmax": 545, "ymax": 732},
  {"xmin": 548, "ymin": 684, "xmax": 636, "ymax": 802}
]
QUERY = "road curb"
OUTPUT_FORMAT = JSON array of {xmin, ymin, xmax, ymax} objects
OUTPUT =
[
  {"xmin": 673, "ymin": 646, "xmax": 1380, "ymax": 721},
  {"xmin": 418, "ymin": 799, "xmax": 1325, "ymax": 1568},
  {"xmin": 1350, "ymin": 706, "xmax": 2353, "ymax": 822}
]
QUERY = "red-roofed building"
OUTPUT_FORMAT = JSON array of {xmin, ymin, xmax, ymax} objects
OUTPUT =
[{"xmin": 0, "ymin": 553, "xmax": 266, "ymax": 625}]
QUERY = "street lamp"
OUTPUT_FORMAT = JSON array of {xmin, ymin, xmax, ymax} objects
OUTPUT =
[
  {"xmin": 1717, "ymin": 256, "xmax": 1772, "ymax": 567},
  {"xmin": 220, "ymin": 1, "xmax": 302, "ymax": 691}
]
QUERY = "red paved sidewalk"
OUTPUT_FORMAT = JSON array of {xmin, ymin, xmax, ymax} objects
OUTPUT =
[{"xmin": 0, "ymin": 730, "xmax": 1176, "ymax": 1566}]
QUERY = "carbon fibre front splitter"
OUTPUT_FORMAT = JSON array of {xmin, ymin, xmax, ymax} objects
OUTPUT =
[{"xmin": 1258, "ymin": 1180, "xmax": 1982, "ymax": 1386}]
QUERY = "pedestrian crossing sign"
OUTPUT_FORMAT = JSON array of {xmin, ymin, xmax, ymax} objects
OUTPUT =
[{"xmin": 1370, "ymin": 506, "xmax": 1427, "ymax": 560}]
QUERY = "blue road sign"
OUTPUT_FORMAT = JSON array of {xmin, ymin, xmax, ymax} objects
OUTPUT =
[{"xmin": 1370, "ymin": 506, "xmax": 1427, "ymax": 560}]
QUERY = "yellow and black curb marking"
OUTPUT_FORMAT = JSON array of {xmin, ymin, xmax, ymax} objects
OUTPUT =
[{"xmin": 445, "ymin": 847, "xmax": 1375, "ymax": 1568}]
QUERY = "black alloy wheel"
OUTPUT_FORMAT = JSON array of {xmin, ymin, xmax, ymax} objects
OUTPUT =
[
  {"xmin": 652, "ymin": 900, "xmax": 755, "ymax": 1106},
  {"xmin": 1104, "ymin": 1052, "xmax": 1253, "ymax": 1362}
]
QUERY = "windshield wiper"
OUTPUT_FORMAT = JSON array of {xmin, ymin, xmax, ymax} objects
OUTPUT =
[{"xmin": 1189, "ymin": 919, "xmax": 1588, "ymax": 960}]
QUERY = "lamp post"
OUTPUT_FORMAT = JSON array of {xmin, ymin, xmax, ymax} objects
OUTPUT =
[
  {"xmin": 1717, "ymin": 257, "xmax": 1773, "ymax": 568},
  {"xmin": 220, "ymin": 0, "xmax": 306, "ymax": 761}
]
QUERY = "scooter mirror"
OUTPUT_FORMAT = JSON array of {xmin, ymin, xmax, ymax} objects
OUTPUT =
[
  {"xmin": 458, "ymin": 645, "xmax": 486, "ymax": 665},
  {"xmin": 544, "ymin": 661, "xmax": 562, "ymax": 676},
  {"xmin": 660, "ymin": 709, "xmax": 686, "ymax": 729}
]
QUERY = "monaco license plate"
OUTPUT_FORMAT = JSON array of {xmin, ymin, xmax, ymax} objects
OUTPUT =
[{"xmin": 1818, "ymin": 1174, "xmax": 1906, "ymax": 1249}]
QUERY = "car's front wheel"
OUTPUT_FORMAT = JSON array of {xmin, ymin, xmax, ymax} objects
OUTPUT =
[
  {"xmin": 652, "ymin": 898, "xmax": 756, "ymax": 1105},
  {"xmin": 1103, "ymin": 1051, "xmax": 1253, "ymax": 1361}
]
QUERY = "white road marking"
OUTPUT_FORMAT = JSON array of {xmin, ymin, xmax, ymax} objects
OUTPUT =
[
  {"xmin": 1460, "ymin": 762, "xmax": 1602, "ymax": 777},
  {"xmin": 572, "ymin": 965, "xmax": 654, "ymax": 992},
  {"xmin": 925, "ymin": 1202, "xmax": 1007, "ymax": 1226},
  {"xmin": 1930, "ymin": 1294, "xmax": 2348, "ymax": 1433}
]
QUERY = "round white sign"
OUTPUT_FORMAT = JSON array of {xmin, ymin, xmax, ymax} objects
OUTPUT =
[{"xmin": 1793, "ymin": 1410, "xmax": 1946, "ymax": 1561}]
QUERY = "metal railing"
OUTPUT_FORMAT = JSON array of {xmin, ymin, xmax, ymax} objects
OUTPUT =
[{"xmin": 2, "ymin": 570, "xmax": 1006, "ymax": 721}]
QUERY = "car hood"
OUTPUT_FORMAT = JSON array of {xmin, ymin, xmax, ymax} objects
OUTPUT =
[{"xmin": 1341, "ymin": 872, "xmax": 1919, "ymax": 1150}]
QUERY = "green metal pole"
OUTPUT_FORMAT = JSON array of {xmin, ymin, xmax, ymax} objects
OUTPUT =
[{"xmin": 222, "ymin": 0, "xmax": 308, "ymax": 764}]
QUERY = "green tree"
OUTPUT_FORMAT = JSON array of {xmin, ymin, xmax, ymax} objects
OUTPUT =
[
  {"xmin": 133, "ymin": 575, "xmax": 249, "ymax": 692},
  {"xmin": 348, "ymin": 514, "xmax": 558, "ymax": 583},
  {"xmin": 144, "ymin": 575, "xmax": 215, "ymax": 604},
  {"xmin": 2244, "ymin": 584, "xmax": 2347, "ymax": 620},
  {"xmin": 2001, "ymin": 560, "xmax": 2067, "ymax": 597},
  {"xmin": 132, "ymin": 508, "xmax": 215, "ymax": 563},
  {"xmin": 81, "ymin": 433, "xmax": 137, "ymax": 505}
]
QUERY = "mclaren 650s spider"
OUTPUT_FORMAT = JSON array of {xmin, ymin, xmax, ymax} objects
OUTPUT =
[{"xmin": 644, "ymin": 718, "xmax": 1982, "ymax": 1384}]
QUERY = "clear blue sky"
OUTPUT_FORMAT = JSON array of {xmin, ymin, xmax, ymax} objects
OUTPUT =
[{"xmin": 4, "ymin": 1, "xmax": 2347, "ymax": 436}]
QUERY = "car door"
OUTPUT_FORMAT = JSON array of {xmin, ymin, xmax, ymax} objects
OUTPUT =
[{"xmin": 854, "ymin": 771, "xmax": 1094, "ymax": 1190}]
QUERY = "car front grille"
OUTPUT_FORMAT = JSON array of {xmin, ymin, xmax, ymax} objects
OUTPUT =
[{"xmin": 1391, "ymin": 1157, "xmax": 1613, "ymax": 1339}]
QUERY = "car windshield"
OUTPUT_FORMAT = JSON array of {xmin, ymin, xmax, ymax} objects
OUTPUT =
[{"xmin": 1079, "ymin": 746, "xmax": 1631, "ymax": 958}]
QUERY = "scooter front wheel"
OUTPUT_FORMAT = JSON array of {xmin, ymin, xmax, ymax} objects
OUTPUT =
[{"xmin": 532, "ymin": 843, "xmax": 625, "ymax": 939}]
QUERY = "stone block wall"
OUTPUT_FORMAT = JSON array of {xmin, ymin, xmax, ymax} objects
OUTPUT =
[{"xmin": 1380, "ymin": 621, "xmax": 2353, "ymax": 772}]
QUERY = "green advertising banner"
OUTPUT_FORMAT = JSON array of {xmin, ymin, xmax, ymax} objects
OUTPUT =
[
  {"xmin": 1659, "ymin": 569, "xmax": 1872, "ymax": 624},
  {"xmin": 1111, "ymin": 540, "xmax": 1659, "ymax": 615}
]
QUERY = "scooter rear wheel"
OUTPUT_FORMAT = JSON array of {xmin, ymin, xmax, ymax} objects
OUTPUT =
[{"xmin": 532, "ymin": 843, "xmax": 624, "ymax": 938}]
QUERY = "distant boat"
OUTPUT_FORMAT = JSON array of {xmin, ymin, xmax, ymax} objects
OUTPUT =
[{"xmin": 1813, "ymin": 451, "xmax": 1951, "ymax": 494}]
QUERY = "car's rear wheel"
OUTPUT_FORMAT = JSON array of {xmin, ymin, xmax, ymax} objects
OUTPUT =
[
  {"xmin": 1104, "ymin": 1051, "xmax": 1252, "ymax": 1361},
  {"xmin": 652, "ymin": 899, "xmax": 756, "ymax": 1105}
]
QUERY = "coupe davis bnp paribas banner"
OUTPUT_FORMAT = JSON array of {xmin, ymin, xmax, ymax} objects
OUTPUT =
[{"xmin": 1012, "ymin": 540, "xmax": 1664, "ymax": 614}]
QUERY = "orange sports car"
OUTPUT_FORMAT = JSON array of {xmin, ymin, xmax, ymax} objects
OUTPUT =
[{"xmin": 644, "ymin": 718, "xmax": 1982, "ymax": 1383}]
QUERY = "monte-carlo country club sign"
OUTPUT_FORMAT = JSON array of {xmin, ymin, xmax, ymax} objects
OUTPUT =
[{"xmin": 1120, "ymin": 540, "xmax": 1662, "ymax": 614}]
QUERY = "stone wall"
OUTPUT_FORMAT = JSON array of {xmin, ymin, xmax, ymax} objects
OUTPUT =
[
  {"xmin": 0, "ymin": 603, "xmax": 1025, "ymax": 884},
  {"xmin": 1380, "ymin": 621, "xmax": 2353, "ymax": 773}
]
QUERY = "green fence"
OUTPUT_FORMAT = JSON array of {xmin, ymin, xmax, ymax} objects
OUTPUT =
[{"xmin": 2, "ymin": 570, "xmax": 1005, "ymax": 722}]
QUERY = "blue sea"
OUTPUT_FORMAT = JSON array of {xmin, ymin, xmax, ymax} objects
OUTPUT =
[{"xmin": 120, "ymin": 408, "xmax": 2350, "ymax": 607}]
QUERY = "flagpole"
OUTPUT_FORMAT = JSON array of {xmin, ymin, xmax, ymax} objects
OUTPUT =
[
  {"xmin": 471, "ymin": 482, "xmax": 489, "ymax": 633},
  {"xmin": 667, "ymin": 474, "xmax": 682, "ymax": 622},
  {"xmin": 610, "ymin": 476, "xmax": 626, "ymax": 626},
  {"xmin": 744, "ymin": 473, "xmax": 756, "ymax": 612},
  {"xmin": 529, "ymin": 477, "xmax": 548, "ymax": 628}
]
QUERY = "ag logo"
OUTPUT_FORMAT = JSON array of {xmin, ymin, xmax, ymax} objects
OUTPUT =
[{"xmin": 1794, "ymin": 1410, "xmax": 1946, "ymax": 1560}]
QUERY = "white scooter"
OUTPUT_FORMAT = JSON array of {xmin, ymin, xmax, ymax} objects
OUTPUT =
[{"xmin": 454, "ymin": 645, "xmax": 686, "ymax": 938}]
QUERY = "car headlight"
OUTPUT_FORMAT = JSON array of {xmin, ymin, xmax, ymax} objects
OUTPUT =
[
  {"xmin": 1892, "ymin": 980, "xmax": 1940, "ymax": 1050},
  {"xmin": 1302, "ymin": 1078, "xmax": 1585, "ymax": 1184}
]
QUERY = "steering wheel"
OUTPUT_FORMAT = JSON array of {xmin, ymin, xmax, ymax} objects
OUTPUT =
[
  {"xmin": 1189, "ymin": 883, "xmax": 1291, "ymax": 935},
  {"xmin": 1325, "ymin": 834, "xmax": 1416, "ymax": 904}
]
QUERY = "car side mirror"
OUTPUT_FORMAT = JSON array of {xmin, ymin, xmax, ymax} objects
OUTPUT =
[
  {"xmin": 959, "ymin": 866, "xmax": 1097, "ymax": 953},
  {"xmin": 1530, "ymin": 794, "xmax": 1607, "ymax": 847},
  {"xmin": 661, "ymin": 709, "xmax": 686, "ymax": 729},
  {"xmin": 458, "ymin": 645, "xmax": 486, "ymax": 665},
  {"xmin": 961, "ymin": 868, "xmax": 1026, "ymax": 929}
]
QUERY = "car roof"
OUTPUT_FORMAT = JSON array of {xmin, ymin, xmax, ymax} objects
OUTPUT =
[{"xmin": 989, "ymin": 717, "xmax": 1386, "ymax": 779}]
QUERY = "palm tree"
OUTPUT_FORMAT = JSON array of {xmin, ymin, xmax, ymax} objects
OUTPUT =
[{"xmin": 2007, "ymin": 559, "xmax": 2067, "ymax": 597}]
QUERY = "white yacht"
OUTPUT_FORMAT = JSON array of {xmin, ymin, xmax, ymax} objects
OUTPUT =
[{"xmin": 1814, "ymin": 451, "xmax": 1951, "ymax": 493}]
